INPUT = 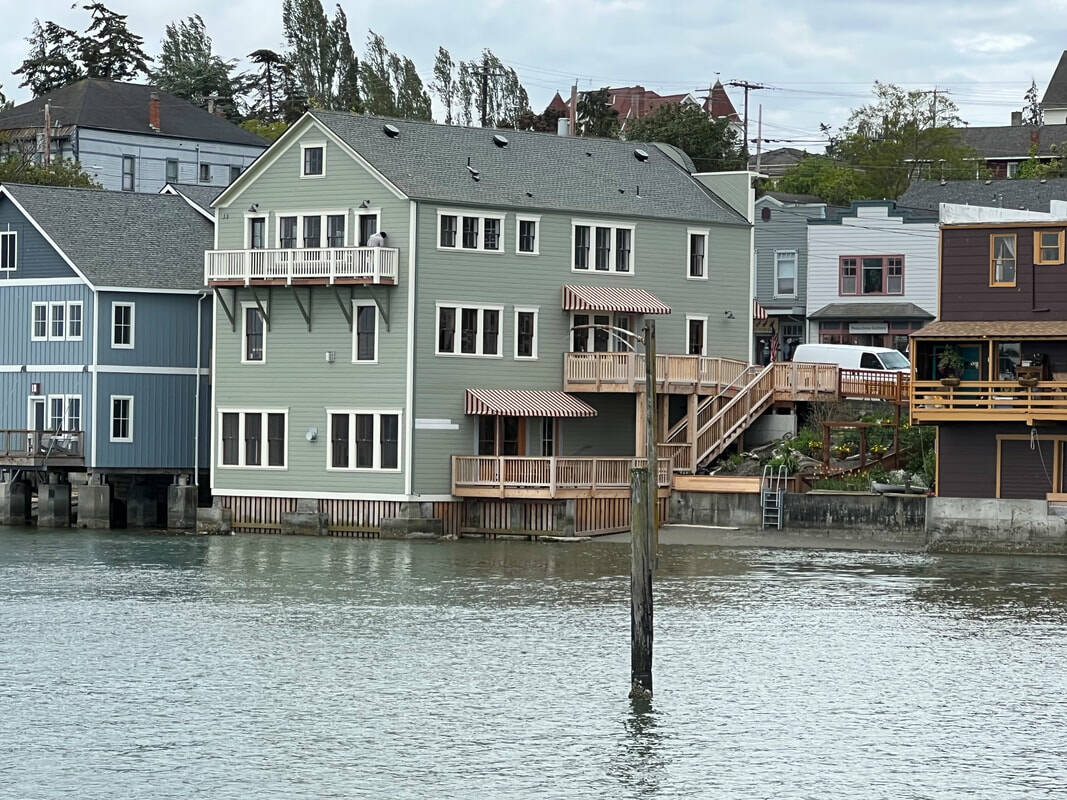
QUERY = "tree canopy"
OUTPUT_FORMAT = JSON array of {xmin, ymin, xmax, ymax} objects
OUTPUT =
[
  {"xmin": 0, "ymin": 146, "xmax": 99, "ymax": 187},
  {"xmin": 151, "ymin": 15, "xmax": 245, "ymax": 121},
  {"xmin": 775, "ymin": 156, "xmax": 869, "ymax": 206},
  {"xmin": 576, "ymin": 88, "xmax": 619, "ymax": 138},
  {"xmin": 624, "ymin": 102, "xmax": 745, "ymax": 171}
]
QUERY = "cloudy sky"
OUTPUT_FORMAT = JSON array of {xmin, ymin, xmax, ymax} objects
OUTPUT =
[{"xmin": 1, "ymin": 0, "xmax": 1065, "ymax": 149}]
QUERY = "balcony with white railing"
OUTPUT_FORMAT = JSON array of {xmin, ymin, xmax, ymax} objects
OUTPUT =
[
  {"xmin": 204, "ymin": 247, "xmax": 399, "ymax": 286},
  {"xmin": 451, "ymin": 455, "xmax": 673, "ymax": 499}
]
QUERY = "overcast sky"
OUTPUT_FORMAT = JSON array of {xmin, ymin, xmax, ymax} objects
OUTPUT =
[{"xmin": 1, "ymin": 0, "xmax": 1065, "ymax": 150}]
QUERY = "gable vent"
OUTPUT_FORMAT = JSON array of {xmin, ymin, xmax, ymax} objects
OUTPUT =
[
  {"xmin": 634, "ymin": 148, "xmax": 650, "ymax": 162},
  {"xmin": 493, "ymin": 134, "xmax": 509, "ymax": 148},
  {"xmin": 383, "ymin": 124, "xmax": 400, "ymax": 138}
]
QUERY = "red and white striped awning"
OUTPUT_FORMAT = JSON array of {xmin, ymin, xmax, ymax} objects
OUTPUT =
[
  {"xmin": 562, "ymin": 285, "xmax": 671, "ymax": 315},
  {"xmin": 753, "ymin": 299, "xmax": 768, "ymax": 320},
  {"xmin": 464, "ymin": 389, "xmax": 598, "ymax": 418}
]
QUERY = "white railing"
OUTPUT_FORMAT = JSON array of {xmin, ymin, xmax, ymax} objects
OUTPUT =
[
  {"xmin": 204, "ymin": 247, "xmax": 400, "ymax": 285},
  {"xmin": 452, "ymin": 455, "xmax": 672, "ymax": 497}
]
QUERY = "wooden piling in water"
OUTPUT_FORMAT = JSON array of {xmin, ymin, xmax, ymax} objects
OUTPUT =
[{"xmin": 630, "ymin": 466, "xmax": 653, "ymax": 699}]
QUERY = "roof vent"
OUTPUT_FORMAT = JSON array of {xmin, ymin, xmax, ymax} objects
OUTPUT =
[
  {"xmin": 525, "ymin": 191, "xmax": 533, "ymax": 197},
  {"xmin": 1041, "ymin": 178, "xmax": 1048, "ymax": 184},
  {"xmin": 383, "ymin": 124, "xmax": 400, "ymax": 138},
  {"xmin": 634, "ymin": 148, "xmax": 650, "ymax": 162},
  {"xmin": 493, "ymin": 134, "xmax": 508, "ymax": 148},
  {"xmin": 983, "ymin": 179, "xmax": 992, "ymax": 185},
  {"xmin": 586, "ymin": 151, "xmax": 592, "ymax": 157},
  {"xmin": 619, "ymin": 188, "xmax": 625, "ymax": 194},
  {"xmin": 468, "ymin": 165, "xmax": 480, "ymax": 179}
]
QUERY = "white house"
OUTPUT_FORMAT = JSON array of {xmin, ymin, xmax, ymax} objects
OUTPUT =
[{"xmin": 805, "ymin": 202, "xmax": 939, "ymax": 353}]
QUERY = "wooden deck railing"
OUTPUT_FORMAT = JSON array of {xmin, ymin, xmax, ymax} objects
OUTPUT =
[
  {"xmin": 452, "ymin": 455, "xmax": 672, "ymax": 498},
  {"xmin": 695, "ymin": 363, "xmax": 777, "ymax": 465},
  {"xmin": 839, "ymin": 368, "xmax": 909, "ymax": 403},
  {"xmin": 0, "ymin": 430, "xmax": 84, "ymax": 462},
  {"xmin": 911, "ymin": 380, "xmax": 1067, "ymax": 422},
  {"xmin": 205, "ymin": 246, "xmax": 399, "ymax": 285},
  {"xmin": 772, "ymin": 361, "xmax": 839, "ymax": 398},
  {"xmin": 563, "ymin": 352, "xmax": 748, "ymax": 393}
]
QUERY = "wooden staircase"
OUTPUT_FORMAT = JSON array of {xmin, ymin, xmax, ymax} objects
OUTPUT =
[{"xmin": 662, "ymin": 362, "xmax": 777, "ymax": 472}]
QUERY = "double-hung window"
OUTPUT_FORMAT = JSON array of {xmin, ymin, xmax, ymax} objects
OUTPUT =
[
  {"xmin": 0, "ymin": 231, "xmax": 16, "ymax": 271},
  {"xmin": 327, "ymin": 410, "xmax": 401, "ymax": 471},
  {"xmin": 121, "ymin": 156, "xmax": 135, "ymax": 192},
  {"xmin": 199, "ymin": 163, "xmax": 211, "ymax": 183},
  {"xmin": 49, "ymin": 302, "xmax": 65, "ymax": 340},
  {"xmin": 775, "ymin": 250, "xmax": 797, "ymax": 297},
  {"xmin": 515, "ymin": 307, "xmax": 538, "ymax": 359},
  {"xmin": 326, "ymin": 214, "xmax": 346, "ymax": 248},
  {"xmin": 687, "ymin": 316, "xmax": 707, "ymax": 356},
  {"xmin": 438, "ymin": 210, "xmax": 504, "ymax": 252},
  {"xmin": 301, "ymin": 144, "xmax": 325, "ymax": 177},
  {"xmin": 688, "ymin": 230, "xmax": 708, "ymax": 279},
  {"xmin": 243, "ymin": 306, "xmax": 266, "ymax": 363},
  {"xmin": 229, "ymin": 165, "xmax": 242, "ymax": 184},
  {"xmin": 32, "ymin": 303, "xmax": 47, "ymax": 341},
  {"xmin": 436, "ymin": 304, "xmax": 503, "ymax": 357},
  {"xmin": 110, "ymin": 395, "xmax": 133, "ymax": 442},
  {"xmin": 48, "ymin": 394, "xmax": 81, "ymax": 432},
  {"xmin": 279, "ymin": 216, "xmax": 298, "ymax": 249},
  {"xmin": 572, "ymin": 221, "xmax": 635, "ymax": 273},
  {"xmin": 990, "ymin": 234, "xmax": 1017, "ymax": 286},
  {"xmin": 571, "ymin": 312, "xmax": 612, "ymax": 353},
  {"xmin": 303, "ymin": 216, "xmax": 322, "ymax": 248},
  {"xmin": 67, "ymin": 302, "xmax": 82, "ymax": 340},
  {"xmin": 353, "ymin": 301, "xmax": 377, "ymax": 362},
  {"xmin": 219, "ymin": 410, "xmax": 287, "ymax": 468},
  {"xmin": 839, "ymin": 256, "xmax": 904, "ymax": 295},
  {"xmin": 248, "ymin": 217, "xmax": 266, "ymax": 250},
  {"xmin": 165, "ymin": 159, "xmax": 179, "ymax": 183},
  {"xmin": 33, "ymin": 302, "xmax": 82, "ymax": 342},
  {"xmin": 1034, "ymin": 229, "xmax": 1065, "ymax": 265},
  {"xmin": 516, "ymin": 216, "xmax": 539, "ymax": 254},
  {"xmin": 462, "ymin": 217, "xmax": 479, "ymax": 249},
  {"xmin": 112, "ymin": 302, "xmax": 134, "ymax": 348}
]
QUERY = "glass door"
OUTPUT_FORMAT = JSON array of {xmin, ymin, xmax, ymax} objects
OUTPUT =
[{"xmin": 28, "ymin": 397, "xmax": 45, "ymax": 454}]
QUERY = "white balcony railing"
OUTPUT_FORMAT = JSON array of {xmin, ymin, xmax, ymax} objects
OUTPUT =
[{"xmin": 205, "ymin": 247, "xmax": 399, "ymax": 286}]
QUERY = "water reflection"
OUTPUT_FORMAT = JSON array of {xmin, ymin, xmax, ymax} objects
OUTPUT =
[{"xmin": 612, "ymin": 700, "xmax": 667, "ymax": 796}]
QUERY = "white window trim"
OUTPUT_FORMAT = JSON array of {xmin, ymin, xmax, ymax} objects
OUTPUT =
[
  {"xmin": 774, "ymin": 249, "xmax": 798, "ymax": 298},
  {"xmin": 513, "ymin": 306, "xmax": 539, "ymax": 360},
  {"xmin": 274, "ymin": 209, "xmax": 351, "ymax": 248},
  {"xmin": 570, "ymin": 311, "xmax": 623, "ymax": 352},
  {"xmin": 199, "ymin": 162, "xmax": 212, "ymax": 183},
  {"xmin": 46, "ymin": 393, "xmax": 81, "ymax": 431},
  {"xmin": 300, "ymin": 141, "xmax": 327, "ymax": 179},
  {"xmin": 571, "ymin": 218, "xmax": 636, "ymax": 275},
  {"xmin": 243, "ymin": 213, "xmax": 268, "ymax": 249},
  {"xmin": 686, "ymin": 314, "xmax": 708, "ymax": 356},
  {"xmin": 111, "ymin": 302, "xmax": 135, "ymax": 349},
  {"xmin": 352, "ymin": 300, "xmax": 379, "ymax": 364},
  {"xmin": 515, "ymin": 214, "xmax": 541, "ymax": 256},
  {"xmin": 217, "ymin": 408, "xmax": 289, "ymax": 470},
  {"xmin": 0, "ymin": 230, "xmax": 16, "ymax": 272},
  {"xmin": 121, "ymin": 155, "xmax": 136, "ymax": 192},
  {"xmin": 31, "ymin": 302, "xmax": 47, "ymax": 341},
  {"xmin": 325, "ymin": 409, "xmax": 403, "ymax": 472},
  {"xmin": 435, "ymin": 302, "xmax": 505, "ymax": 358},
  {"xmin": 355, "ymin": 208, "xmax": 383, "ymax": 247},
  {"xmin": 686, "ymin": 228, "xmax": 710, "ymax": 281},
  {"xmin": 165, "ymin": 159, "xmax": 179, "ymax": 183},
  {"xmin": 66, "ymin": 301, "xmax": 83, "ymax": 341},
  {"xmin": 47, "ymin": 301, "xmax": 66, "ymax": 342},
  {"xmin": 109, "ymin": 395, "xmax": 134, "ymax": 443},
  {"xmin": 241, "ymin": 302, "xmax": 267, "ymax": 364},
  {"xmin": 436, "ymin": 208, "xmax": 507, "ymax": 253}
]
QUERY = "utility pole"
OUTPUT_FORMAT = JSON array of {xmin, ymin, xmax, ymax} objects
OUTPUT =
[
  {"xmin": 756, "ymin": 104, "xmax": 763, "ymax": 174},
  {"xmin": 726, "ymin": 80, "xmax": 769, "ymax": 159},
  {"xmin": 630, "ymin": 319, "xmax": 657, "ymax": 700},
  {"xmin": 569, "ymin": 81, "xmax": 578, "ymax": 136},
  {"xmin": 43, "ymin": 101, "xmax": 51, "ymax": 167}
]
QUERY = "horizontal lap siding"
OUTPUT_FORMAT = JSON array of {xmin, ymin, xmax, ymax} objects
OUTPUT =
[
  {"xmin": 411, "ymin": 203, "xmax": 751, "ymax": 496},
  {"xmin": 755, "ymin": 199, "xmax": 823, "ymax": 308},
  {"xmin": 937, "ymin": 421, "xmax": 1067, "ymax": 499},
  {"xmin": 940, "ymin": 226, "xmax": 1067, "ymax": 320},
  {"xmin": 212, "ymin": 124, "xmax": 411, "ymax": 496},
  {"xmin": 1000, "ymin": 439, "xmax": 1054, "ymax": 499}
]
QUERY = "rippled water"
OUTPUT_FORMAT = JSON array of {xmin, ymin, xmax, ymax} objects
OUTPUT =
[{"xmin": 2, "ymin": 529, "xmax": 1067, "ymax": 799}]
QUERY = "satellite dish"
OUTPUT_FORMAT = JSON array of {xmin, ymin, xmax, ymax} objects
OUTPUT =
[
  {"xmin": 634, "ymin": 148, "xmax": 650, "ymax": 162},
  {"xmin": 383, "ymin": 124, "xmax": 400, "ymax": 138},
  {"xmin": 493, "ymin": 134, "xmax": 508, "ymax": 148}
]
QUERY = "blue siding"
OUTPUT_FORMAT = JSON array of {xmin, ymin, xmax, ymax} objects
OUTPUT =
[
  {"xmin": 96, "ymin": 291, "xmax": 202, "ymax": 368},
  {"xmin": 0, "ymin": 371, "xmax": 93, "ymax": 454},
  {"xmin": 0, "ymin": 195, "xmax": 77, "ymax": 279},
  {"xmin": 0, "ymin": 284, "xmax": 94, "ymax": 366},
  {"xmin": 94, "ymin": 373, "xmax": 198, "ymax": 469}
]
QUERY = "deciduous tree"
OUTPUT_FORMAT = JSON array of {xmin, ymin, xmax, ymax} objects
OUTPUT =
[
  {"xmin": 576, "ymin": 88, "xmax": 619, "ymax": 138},
  {"xmin": 624, "ymin": 102, "xmax": 745, "ymax": 171},
  {"xmin": 430, "ymin": 47, "xmax": 456, "ymax": 124}
]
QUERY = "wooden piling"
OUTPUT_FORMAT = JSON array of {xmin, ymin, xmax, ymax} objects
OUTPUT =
[
  {"xmin": 630, "ymin": 465, "xmax": 653, "ymax": 699},
  {"xmin": 643, "ymin": 320, "xmax": 659, "ymax": 560}
]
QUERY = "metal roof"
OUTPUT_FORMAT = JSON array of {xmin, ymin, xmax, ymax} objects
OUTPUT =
[
  {"xmin": 809, "ymin": 302, "xmax": 934, "ymax": 320},
  {"xmin": 2, "ymin": 183, "xmax": 213, "ymax": 290},
  {"xmin": 308, "ymin": 111, "xmax": 748, "ymax": 225},
  {"xmin": 913, "ymin": 320, "xmax": 1067, "ymax": 338},
  {"xmin": 562, "ymin": 285, "xmax": 671, "ymax": 315},
  {"xmin": 464, "ymin": 389, "xmax": 597, "ymax": 418}
]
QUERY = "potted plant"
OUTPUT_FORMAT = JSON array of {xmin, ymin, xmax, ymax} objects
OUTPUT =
[{"xmin": 937, "ymin": 346, "xmax": 965, "ymax": 387}]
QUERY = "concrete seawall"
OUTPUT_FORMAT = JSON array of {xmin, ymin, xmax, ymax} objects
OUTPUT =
[{"xmin": 669, "ymin": 491, "xmax": 1067, "ymax": 555}]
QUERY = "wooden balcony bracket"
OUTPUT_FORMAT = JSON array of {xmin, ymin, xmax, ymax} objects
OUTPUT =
[
  {"xmin": 333, "ymin": 285, "xmax": 354, "ymax": 331},
  {"xmin": 367, "ymin": 286, "xmax": 391, "ymax": 331},
  {"xmin": 250, "ymin": 285, "xmax": 272, "ymax": 332},
  {"xmin": 214, "ymin": 287, "xmax": 237, "ymax": 332},
  {"xmin": 293, "ymin": 288, "xmax": 313, "ymax": 332}
]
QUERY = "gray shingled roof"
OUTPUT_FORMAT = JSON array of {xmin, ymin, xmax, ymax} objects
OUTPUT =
[
  {"xmin": 758, "ymin": 191, "xmax": 824, "ymax": 205},
  {"xmin": 165, "ymin": 182, "xmax": 222, "ymax": 216},
  {"xmin": 0, "ymin": 79, "xmax": 268, "ymax": 148},
  {"xmin": 809, "ymin": 302, "xmax": 933, "ymax": 320},
  {"xmin": 3, "ymin": 184, "xmax": 213, "ymax": 290},
  {"xmin": 308, "ymin": 111, "xmax": 747, "ymax": 225},
  {"xmin": 1043, "ymin": 51, "xmax": 1067, "ymax": 106},
  {"xmin": 899, "ymin": 178, "xmax": 1067, "ymax": 213},
  {"xmin": 956, "ymin": 123, "xmax": 1067, "ymax": 159}
]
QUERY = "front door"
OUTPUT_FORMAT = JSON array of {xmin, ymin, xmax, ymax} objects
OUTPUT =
[
  {"xmin": 28, "ymin": 397, "xmax": 45, "ymax": 454},
  {"xmin": 500, "ymin": 417, "xmax": 525, "ymax": 456}
]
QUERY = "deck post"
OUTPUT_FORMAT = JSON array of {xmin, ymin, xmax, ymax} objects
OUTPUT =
[
  {"xmin": 630, "ymin": 465, "xmax": 653, "ymax": 699},
  {"xmin": 687, "ymin": 393, "xmax": 698, "ymax": 473},
  {"xmin": 635, "ymin": 390, "xmax": 646, "ymax": 457},
  {"xmin": 643, "ymin": 320, "xmax": 659, "ymax": 561}
]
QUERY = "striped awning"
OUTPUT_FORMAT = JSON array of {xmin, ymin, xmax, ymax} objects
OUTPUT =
[
  {"xmin": 753, "ymin": 299, "xmax": 768, "ymax": 320},
  {"xmin": 562, "ymin": 285, "xmax": 671, "ymax": 315},
  {"xmin": 464, "ymin": 389, "xmax": 598, "ymax": 418}
]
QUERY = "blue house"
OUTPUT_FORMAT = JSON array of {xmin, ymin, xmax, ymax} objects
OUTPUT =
[
  {"xmin": 0, "ymin": 79, "xmax": 267, "ymax": 193},
  {"xmin": 0, "ymin": 184, "xmax": 212, "ymax": 528}
]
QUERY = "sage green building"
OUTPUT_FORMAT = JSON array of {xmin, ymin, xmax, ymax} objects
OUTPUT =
[{"xmin": 207, "ymin": 111, "xmax": 753, "ymax": 519}]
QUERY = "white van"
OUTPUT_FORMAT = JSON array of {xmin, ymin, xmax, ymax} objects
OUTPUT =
[{"xmin": 791, "ymin": 343, "xmax": 911, "ymax": 373}]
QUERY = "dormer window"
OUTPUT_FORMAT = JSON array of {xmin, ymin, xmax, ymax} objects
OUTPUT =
[{"xmin": 301, "ymin": 144, "xmax": 325, "ymax": 177}]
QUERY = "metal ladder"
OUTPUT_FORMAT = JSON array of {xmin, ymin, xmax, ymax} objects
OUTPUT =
[{"xmin": 761, "ymin": 465, "xmax": 788, "ymax": 530}]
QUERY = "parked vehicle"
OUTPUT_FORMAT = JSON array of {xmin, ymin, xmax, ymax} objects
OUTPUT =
[{"xmin": 791, "ymin": 343, "xmax": 911, "ymax": 373}]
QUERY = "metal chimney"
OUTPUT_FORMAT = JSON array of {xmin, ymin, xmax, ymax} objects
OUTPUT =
[{"xmin": 557, "ymin": 118, "xmax": 570, "ymax": 137}]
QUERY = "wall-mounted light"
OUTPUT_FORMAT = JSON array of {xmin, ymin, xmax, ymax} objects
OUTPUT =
[
  {"xmin": 305, "ymin": 428, "xmax": 318, "ymax": 442},
  {"xmin": 325, "ymin": 351, "xmax": 335, "ymax": 363},
  {"xmin": 724, "ymin": 310, "xmax": 735, "ymax": 320},
  {"xmin": 248, "ymin": 203, "xmax": 259, "ymax": 213},
  {"xmin": 359, "ymin": 200, "xmax": 370, "ymax": 209}
]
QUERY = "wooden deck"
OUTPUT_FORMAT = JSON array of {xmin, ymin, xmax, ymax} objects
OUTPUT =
[
  {"xmin": 451, "ymin": 455, "xmax": 673, "ymax": 499},
  {"xmin": 0, "ymin": 430, "xmax": 84, "ymax": 468},
  {"xmin": 563, "ymin": 353, "xmax": 748, "ymax": 394},
  {"xmin": 911, "ymin": 380, "xmax": 1067, "ymax": 423},
  {"xmin": 204, "ymin": 246, "xmax": 400, "ymax": 286}
]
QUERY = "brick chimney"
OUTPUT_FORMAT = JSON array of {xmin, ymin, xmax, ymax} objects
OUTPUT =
[{"xmin": 149, "ymin": 92, "xmax": 160, "ymax": 132}]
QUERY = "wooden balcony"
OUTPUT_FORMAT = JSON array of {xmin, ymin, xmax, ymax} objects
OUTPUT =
[
  {"xmin": 911, "ymin": 380, "xmax": 1067, "ymax": 424},
  {"xmin": 205, "ymin": 246, "xmax": 399, "ymax": 286},
  {"xmin": 563, "ymin": 353, "xmax": 749, "ymax": 394},
  {"xmin": 0, "ymin": 430, "xmax": 84, "ymax": 468},
  {"xmin": 452, "ymin": 455, "xmax": 673, "ymax": 499}
]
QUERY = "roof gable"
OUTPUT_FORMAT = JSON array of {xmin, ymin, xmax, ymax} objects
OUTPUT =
[
  {"xmin": 1043, "ymin": 51, "xmax": 1067, "ymax": 107},
  {"xmin": 0, "ymin": 79, "xmax": 268, "ymax": 148}
]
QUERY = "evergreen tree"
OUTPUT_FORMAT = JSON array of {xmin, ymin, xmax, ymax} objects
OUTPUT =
[
  {"xmin": 248, "ymin": 49, "xmax": 288, "ymax": 120},
  {"xmin": 278, "ymin": 62, "xmax": 309, "ymax": 123},
  {"xmin": 78, "ymin": 3, "xmax": 151, "ymax": 81},
  {"xmin": 14, "ymin": 20, "xmax": 85, "ymax": 96},
  {"xmin": 392, "ymin": 55, "xmax": 431, "ymax": 121},
  {"xmin": 576, "ymin": 87, "xmax": 619, "ymax": 137},
  {"xmin": 453, "ymin": 50, "xmax": 527, "ymax": 127},
  {"xmin": 431, "ymin": 47, "xmax": 456, "ymax": 125},
  {"xmin": 360, "ymin": 31, "xmax": 395, "ymax": 116},
  {"xmin": 281, "ymin": 0, "xmax": 335, "ymax": 107},
  {"xmin": 151, "ymin": 16, "xmax": 245, "ymax": 122},
  {"xmin": 1023, "ymin": 79, "xmax": 1044, "ymax": 126},
  {"xmin": 332, "ymin": 10, "xmax": 361, "ymax": 112}
]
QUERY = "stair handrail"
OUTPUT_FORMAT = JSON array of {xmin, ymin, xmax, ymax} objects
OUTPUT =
[{"xmin": 665, "ymin": 362, "xmax": 764, "ymax": 444}]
